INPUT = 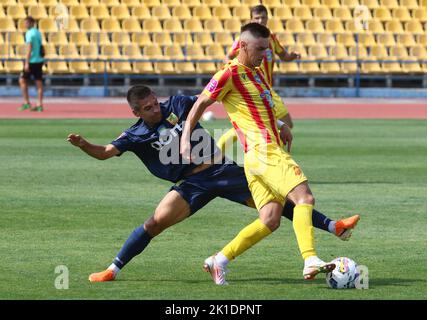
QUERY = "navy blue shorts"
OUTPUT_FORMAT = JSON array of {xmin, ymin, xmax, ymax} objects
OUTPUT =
[{"xmin": 170, "ymin": 162, "xmax": 251, "ymax": 215}]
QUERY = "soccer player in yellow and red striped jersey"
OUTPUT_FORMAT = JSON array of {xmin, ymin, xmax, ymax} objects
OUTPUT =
[
  {"xmin": 181, "ymin": 23, "xmax": 336, "ymax": 285},
  {"xmin": 217, "ymin": 4, "xmax": 300, "ymax": 154}
]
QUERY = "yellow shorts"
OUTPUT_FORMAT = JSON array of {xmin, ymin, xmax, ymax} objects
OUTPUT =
[
  {"xmin": 244, "ymin": 144, "xmax": 308, "ymax": 211},
  {"xmin": 272, "ymin": 89, "xmax": 288, "ymax": 119}
]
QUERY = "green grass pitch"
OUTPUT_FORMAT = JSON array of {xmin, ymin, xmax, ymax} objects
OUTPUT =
[{"xmin": 0, "ymin": 119, "xmax": 426, "ymax": 300}]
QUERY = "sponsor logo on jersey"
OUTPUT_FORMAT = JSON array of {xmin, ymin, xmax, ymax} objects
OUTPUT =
[
  {"xmin": 166, "ymin": 112, "xmax": 179, "ymax": 126},
  {"xmin": 265, "ymin": 49, "xmax": 273, "ymax": 62},
  {"xmin": 151, "ymin": 123, "xmax": 183, "ymax": 151},
  {"xmin": 205, "ymin": 79, "xmax": 218, "ymax": 93},
  {"xmin": 260, "ymin": 90, "xmax": 274, "ymax": 108}
]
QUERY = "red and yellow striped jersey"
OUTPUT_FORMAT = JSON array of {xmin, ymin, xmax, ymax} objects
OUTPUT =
[
  {"xmin": 227, "ymin": 34, "xmax": 285, "ymax": 86},
  {"xmin": 202, "ymin": 58, "xmax": 283, "ymax": 152}
]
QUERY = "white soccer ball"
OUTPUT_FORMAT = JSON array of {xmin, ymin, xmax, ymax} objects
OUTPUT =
[
  {"xmin": 201, "ymin": 111, "xmax": 215, "ymax": 121},
  {"xmin": 326, "ymin": 257, "xmax": 359, "ymax": 289}
]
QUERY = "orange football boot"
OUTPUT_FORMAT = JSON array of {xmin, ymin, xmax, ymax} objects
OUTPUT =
[
  {"xmin": 88, "ymin": 269, "xmax": 116, "ymax": 282},
  {"xmin": 335, "ymin": 215, "xmax": 360, "ymax": 241}
]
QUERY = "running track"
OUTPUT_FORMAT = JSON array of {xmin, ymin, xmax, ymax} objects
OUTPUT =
[{"xmin": 1, "ymin": 97, "xmax": 426, "ymax": 119}]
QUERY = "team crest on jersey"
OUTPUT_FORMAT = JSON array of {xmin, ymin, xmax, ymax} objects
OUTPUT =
[
  {"xmin": 260, "ymin": 90, "xmax": 274, "ymax": 108},
  {"xmin": 166, "ymin": 113, "xmax": 178, "ymax": 126},
  {"xmin": 254, "ymin": 74, "xmax": 262, "ymax": 84},
  {"xmin": 265, "ymin": 49, "xmax": 273, "ymax": 62},
  {"xmin": 205, "ymin": 79, "xmax": 218, "ymax": 93}
]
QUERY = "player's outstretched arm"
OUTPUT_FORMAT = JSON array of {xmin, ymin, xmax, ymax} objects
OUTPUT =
[
  {"xmin": 279, "ymin": 50, "xmax": 301, "ymax": 62},
  {"xmin": 67, "ymin": 134, "xmax": 120, "ymax": 160},
  {"xmin": 180, "ymin": 94, "xmax": 215, "ymax": 161}
]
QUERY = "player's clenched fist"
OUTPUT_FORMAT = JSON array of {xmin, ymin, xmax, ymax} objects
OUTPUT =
[{"xmin": 67, "ymin": 133, "xmax": 86, "ymax": 147}]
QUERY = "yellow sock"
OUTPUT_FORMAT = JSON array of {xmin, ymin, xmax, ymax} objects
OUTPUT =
[
  {"xmin": 216, "ymin": 128, "xmax": 238, "ymax": 155},
  {"xmin": 293, "ymin": 204, "xmax": 317, "ymax": 260},
  {"xmin": 221, "ymin": 218, "xmax": 272, "ymax": 261}
]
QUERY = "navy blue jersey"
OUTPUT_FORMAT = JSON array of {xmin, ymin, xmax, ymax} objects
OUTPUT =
[{"xmin": 111, "ymin": 95, "xmax": 221, "ymax": 183}]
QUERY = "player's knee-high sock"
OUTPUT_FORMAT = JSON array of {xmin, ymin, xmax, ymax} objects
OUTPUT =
[
  {"xmin": 216, "ymin": 128, "xmax": 238, "ymax": 155},
  {"xmin": 221, "ymin": 218, "xmax": 272, "ymax": 261},
  {"xmin": 293, "ymin": 204, "xmax": 317, "ymax": 260},
  {"xmin": 112, "ymin": 224, "xmax": 152, "ymax": 269},
  {"xmin": 282, "ymin": 201, "xmax": 332, "ymax": 232}
]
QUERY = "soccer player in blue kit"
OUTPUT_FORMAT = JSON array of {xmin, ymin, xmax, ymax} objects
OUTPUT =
[{"xmin": 67, "ymin": 85, "xmax": 359, "ymax": 283}]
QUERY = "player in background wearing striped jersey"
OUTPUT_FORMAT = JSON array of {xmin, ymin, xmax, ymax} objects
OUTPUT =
[
  {"xmin": 181, "ymin": 23, "xmax": 336, "ymax": 285},
  {"xmin": 217, "ymin": 4, "xmax": 299, "ymax": 153}
]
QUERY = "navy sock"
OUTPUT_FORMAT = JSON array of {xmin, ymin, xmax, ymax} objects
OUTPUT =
[
  {"xmin": 113, "ymin": 224, "xmax": 152, "ymax": 269},
  {"xmin": 282, "ymin": 201, "xmax": 332, "ymax": 232}
]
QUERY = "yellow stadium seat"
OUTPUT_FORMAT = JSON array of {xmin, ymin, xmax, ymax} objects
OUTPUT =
[
  {"xmin": 333, "ymin": 7, "xmax": 352, "ymax": 21},
  {"xmin": 340, "ymin": 60, "xmax": 357, "ymax": 73},
  {"xmin": 373, "ymin": 7, "xmax": 392, "ymax": 22},
  {"xmin": 90, "ymin": 32, "xmax": 111, "ymax": 45},
  {"xmin": 241, "ymin": 0, "xmax": 261, "ymax": 6},
  {"xmin": 410, "ymin": 45, "xmax": 427, "ymax": 59},
  {"xmin": 340, "ymin": 0, "xmax": 359, "ymax": 8},
  {"xmin": 69, "ymin": 61, "xmax": 91, "ymax": 73},
  {"xmin": 212, "ymin": 6, "xmax": 232, "ymax": 20},
  {"xmin": 90, "ymin": 5, "xmax": 110, "ymax": 20},
  {"xmin": 70, "ymin": 6, "xmax": 90, "ymax": 20},
  {"xmin": 268, "ymin": 18, "xmax": 286, "ymax": 33},
  {"xmin": 81, "ymin": 18, "xmax": 101, "ymax": 32},
  {"xmin": 182, "ymin": 0, "xmax": 201, "ymax": 7},
  {"xmin": 154, "ymin": 61, "xmax": 175, "ymax": 74},
  {"xmin": 405, "ymin": 21, "xmax": 424, "ymax": 34},
  {"xmin": 288, "ymin": 44, "xmax": 308, "ymax": 56},
  {"xmin": 143, "ymin": 18, "xmax": 163, "ymax": 32},
  {"xmin": 369, "ymin": 44, "xmax": 388, "ymax": 59},
  {"xmin": 80, "ymin": 0, "xmax": 100, "ymax": 6},
  {"xmin": 131, "ymin": 6, "xmax": 151, "ymax": 20},
  {"xmin": 223, "ymin": 18, "xmax": 241, "ymax": 33},
  {"xmin": 164, "ymin": 44, "xmax": 184, "ymax": 59},
  {"xmin": 273, "ymin": 7, "xmax": 293, "ymax": 20},
  {"xmin": 40, "ymin": 0, "xmax": 59, "ymax": 6},
  {"xmin": 276, "ymin": 32, "xmax": 295, "ymax": 46},
  {"xmin": 100, "ymin": 0, "xmax": 120, "ymax": 6},
  {"xmin": 193, "ymin": 5, "xmax": 213, "ymax": 20},
  {"xmin": 101, "ymin": 43, "xmax": 121, "ymax": 59},
  {"xmin": 62, "ymin": 18, "xmax": 80, "ymax": 32},
  {"xmin": 222, "ymin": 0, "xmax": 241, "ymax": 8},
  {"xmin": 294, "ymin": 6, "xmax": 313, "ymax": 20},
  {"xmin": 39, "ymin": 18, "xmax": 59, "ymax": 32},
  {"xmin": 376, "ymin": 33, "xmax": 395, "ymax": 47},
  {"xmin": 201, "ymin": 0, "xmax": 222, "ymax": 7},
  {"xmin": 283, "ymin": 0, "xmax": 301, "ymax": 8},
  {"xmin": 360, "ymin": 0, "xmax": 379, "ymax": 8},
  {"xmin": 44, "ymin": 43, "xmax": 58, "ymax": 57},
  {"xmin": 205, "ymin": 43, "xmax": 225, "ymax": 59},
  {"xmin": 17, "ymin": 0, "xmax": 37, "ymax": 7},
  {"xmin": 48, "ymin": 31, "xmax": 68, "ymax": 46},
  {"xmin": 101, "ymin": 18, "xmax": 121, "ymax": 32},
  {"xmin": 152, "ymin": 32, "xmax": 173, "ymax": 46},
  {"xmin": 172, "ymin": 6, "xmax": 192, "ymax": 20},
  {"xmin": 151, "ymin": 6, "xmax": 172, "ymax": 20},
  {"xmin": 325, "ymin": 19, "xmax": 345, "ymax": 33},
  {"xmin": 143, "ymin": 0, "xmax": 161, "ymax": 7},
  {"xmin": 366, "ymin": 20, "xmax": 384, "ymax": 33},
  {"xmin": 132, "ymin": 32, "xmax": 152, "ymax": 47},
  {"xmin": 400, "ymin": 57, "xmax": 422, "ymax": 73},
  {"xmin": 143, "ymin": 44, "xmax": 163, "ymax": 58},
  {"xmin": 391, "ymin": 8, "xmax": 411, "ymax": 22},
  {"xmin": 0, "ymin": 6, "xmax": 5, "ymax": 19},
  {"xmin": 111, "ymin": 61, "xmax": 133, "ymax": 74},
  {"xmin": 14, "ymin": 43, "xmax": 28, "ymax": 57},
  {"xmin": 328, "ymin": 45, "xmax": 348, "ymax": 59},
  {"xmin": 121, "ymin": 0, "xmax": 141, "ymax": 8},
  {"xmin": 5, "ymin": 32, "xmax": 25, "ymax": 46},
  {"xmin": 59, "ymin": 44, "xmax": 80, "ymax": 58},
  {"xmin": 400, "ymin": 0, "xmax": 419, "ymax": 10},
  {"xmin": 163, "ymin": 18, "xmax": 183, "ymax": 32},
  {"xmin": 0, "ymin": 44, "xmax": 13, "ymax": 57},
  {"xmin": 59, "ymin": 0, "xmax": 79, "ymax": 6},
  {"xmin": 320, "ymin": 61, "xmax": 341, "ymax": 73},
  {"xmin": 196, "ymin": 61, "xmax": 217, "ymax": 74},
  {"xmin": 0, "ymin": 34, "xmax": 4, "ymax": 45},
  {"xmin": 173, "ymin": 33, "xmax": 193, "ymax": 46},
  {"xmin": 122, "ymin": 18, "xmax": 142, "ymax": 32},
  {"xmin": 175, "ymin": 61, "xmax": 196, "ymax": 73},
  {"xmin": 361, "ymin": 59, "xmax": 382, "ymax": 73},
  {"xmin": 133, "ymin": 61, "xmax": 154, "ymax": 74},
  {"xmin": 112, "ymin": 32, "xmax": 131, "ymax": 45},
  {"xmin": 7, "ymin": 5, "xmax": 26, "ymax": 20},
  {"xmin": 69, "ymin": 32, "xmax": 90, "ymax": 46},
  {"xmin": 5, "ymin": 60, "xmax": 24, "ymax": 73},
  {"xmin": 193, "ymin": 32, "xmax": 214, "ymax": 46},
  {"xmin": 320, "ymin": 0, "xmax": 340, "ymax": 8},
  {"xmin": 297, "ymin": 33, "xmax": 317, "ymax": 46},
  {"xmin": 279, "ymin": 61, "xmax": 299, "ymax": 73},
  {"xmin": 413, "ymin": 8, "xmax": 427, "ymax": 23},
  {"xmin": 381, "ymin": 58, "xmax": 401, "ymax": 73},
  {"xmin": 416, "ymin": 34, "xmax": 427, "ymax": 47},
  {"xmin": 305, "ymin": 19, "xmax": 325, "ymax": 32},
  {"xmin": 80, "ymin": 44, "xmax": 99, "ymax": 58},
  {"xmin": 203, "ymin": 18, "xmax": 224, "ymax": 32},
  {"xmin": 111, "ymin": 5, "xmax": 130, "ymax": 20},
  {"xmin": 379, "ymin": 0, "xmax": 398, "ymax": 9},
  {"xmin": 356, "ymin": 33, "xmax": 376, "ymax": 46},
  {"xmin": 183, "ymin": 18, "xmax": 204, "ymax": 32},
  {"xmin": 184, "ymin": 44, "xmax": 205, "ymax": 60},
  {"xmin": 300, "ymin": 59, "xmax": 320, "ymax": 73},
  {"xmin": 396, "ymin": 34, "xmax": 416, "ymax": 47},
  {"xmin": 47, "ymin": 61, "xmax": 69, "ymax": 74},
  {"xmin": 164, "ymin": 0, "xmax": 182, "ymax": 6},
  {"xmin": 317, "ymin": 32, "xmax": 336, "ymax": 46},
  {"xmin": 233, "ymin": 6, "xmax": 251, "ymax": 21},
  {"xmin": 302, "ymin": 0, "xmax": 321, "ymax": 6},
  {"xmin": 213, "ymin": 32, "xmax": 234, "ymax": 46},
  {"xmin": 27, "ymin": 5, "xmax": 48, "ymax": 20},
  {"xmin": 308, "ymin": 44, "xmax": 328, "ymax": 58},
  {"xmin": 17, "ymin": 18, "xmax": 27, "ymax": 32},
  {"xmin": 348, "ymin": 45, "xmax": 368, "ymax": 57},
  {"xmin": 313, "ymin": 6, "xmax": 332, "ymax": 20},
  {"xmin": 389, "ymin": 46, "xmax": 408, "ymax": 58},
  {"xmin": 90, "ymin": 61, "xmax": 111, "ymax": 73},
  {"xmin": 385, "ymin": 21, "xmax": 404, "ymax": 34},
  {"xmin": 122, "ymin": 44, "xmax": 143, "ymax": 58}
]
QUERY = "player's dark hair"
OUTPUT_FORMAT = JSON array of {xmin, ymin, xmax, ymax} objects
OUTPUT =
[
  {"xmin": 25, "ymin": 16, "xmax": 35, "ymax": 24},
  {"xmin": 127, "ymin": 85, "xmax": 152, "ymax": 111},
  {"xmin": 250, "ymin": 5, "xmax": 268, "ymax": 18},
  {"xmin": 241, "ymin": 22, "xmax": 270, "ymax": 39}
]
